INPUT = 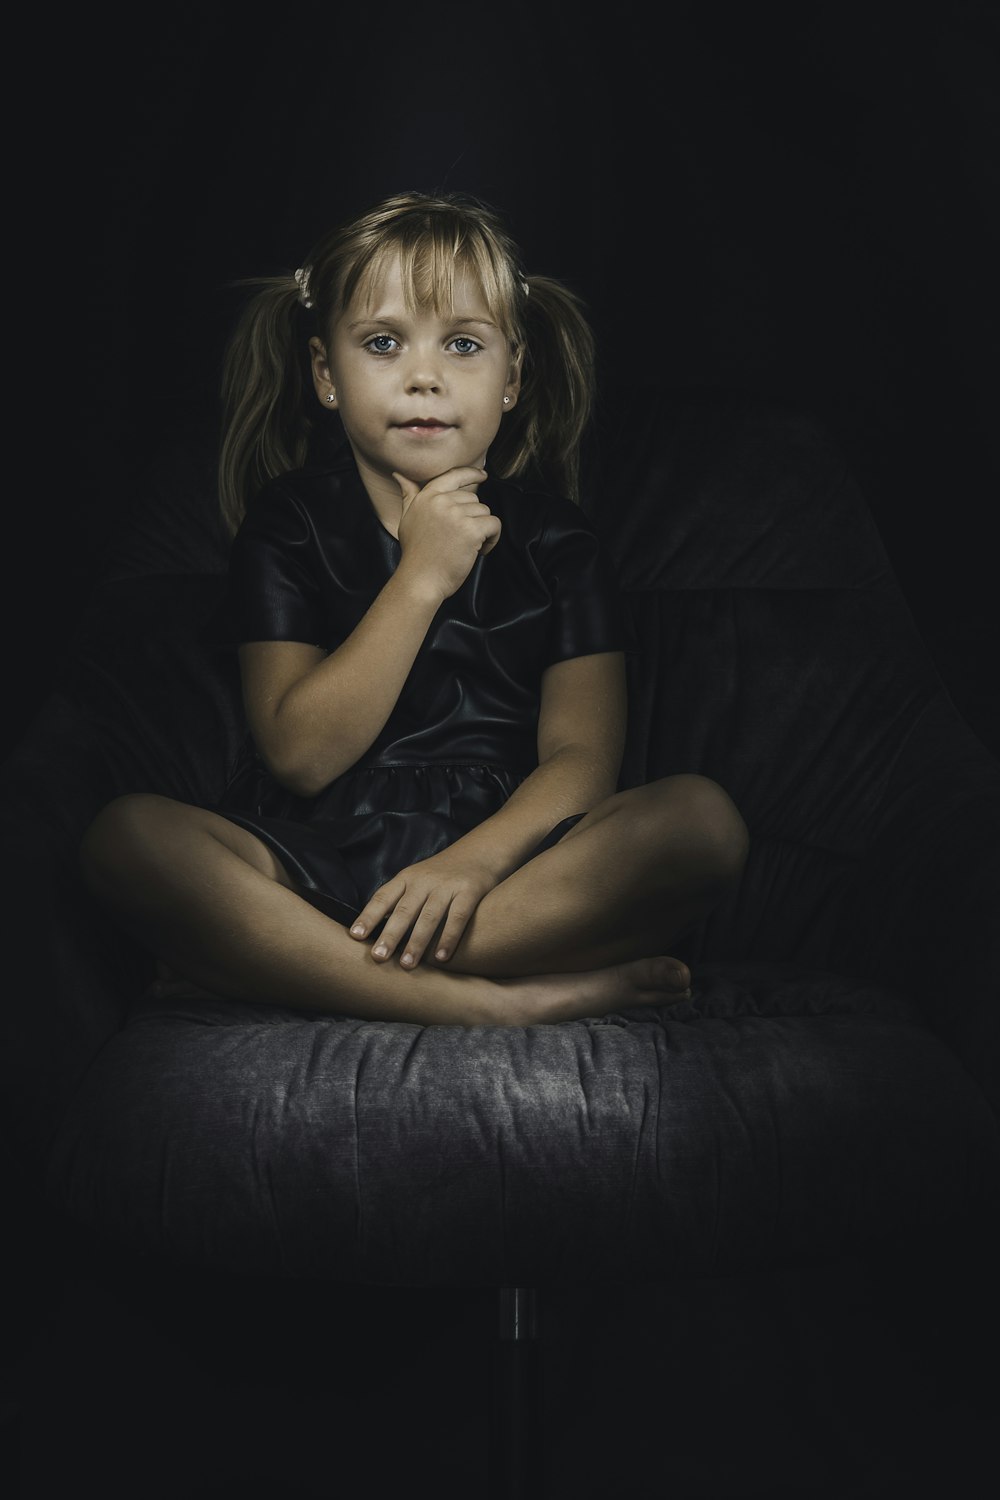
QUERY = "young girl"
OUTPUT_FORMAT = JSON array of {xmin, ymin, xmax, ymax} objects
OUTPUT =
[{"xmin": 81, "ymin": 190, "xmax": 749, "ymax": 1027}]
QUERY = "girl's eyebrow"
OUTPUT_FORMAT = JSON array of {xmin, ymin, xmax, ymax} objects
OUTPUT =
[{"xmin": 347, "ymin": 313, "xmax": 498, "ymax": 331}]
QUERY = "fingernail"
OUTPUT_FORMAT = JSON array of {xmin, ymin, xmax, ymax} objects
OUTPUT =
[
  {"xmin": 435, "ymin": 948, "xmax": 448, "ymax": 961},
  {"xmin": 373, "ymin": 944, "xmax": 387, "ymax": 958},
  {"xmin": 400, "ymin": 953, "xmax": 414, "ymax": 967},
  {"xmin": 350, "ymin": 924, "xmax": 365, "ymax": 937}
]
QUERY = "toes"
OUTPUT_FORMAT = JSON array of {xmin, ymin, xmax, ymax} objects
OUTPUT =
[
  {"xmin": 628, "ymin": 957, "xmax": 693, "ymax": 1000},
  {"xmin": 651, "ymin": 958, "xmax": 692, "ymax": 1002},
  {"xmin": 662, "ymin": 958, "xmax": 691, "ymax": 990}
]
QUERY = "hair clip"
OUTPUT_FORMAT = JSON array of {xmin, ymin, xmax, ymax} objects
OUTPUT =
[{"xmin": 294, "ymin": 267, "xmax": 313, "ymax": 308}]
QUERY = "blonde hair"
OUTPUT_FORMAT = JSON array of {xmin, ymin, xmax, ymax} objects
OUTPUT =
[{"xmin": 218, "ymin": 191, "xmax": 596, "ymax": 536}]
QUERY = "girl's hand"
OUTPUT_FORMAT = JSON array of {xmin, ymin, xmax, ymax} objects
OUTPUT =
[
  {"xmin": 349, "ymin": 848, "xmax": 501, "ymax": 969},
  {"xmin": 394, "ymin": 468, "xmax": 501, "ymax": 603}
]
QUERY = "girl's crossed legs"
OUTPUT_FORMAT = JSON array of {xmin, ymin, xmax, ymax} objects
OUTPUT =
[{"xmin": 79, "ymin": 775, "xmax": 748, "ymax": 1026}]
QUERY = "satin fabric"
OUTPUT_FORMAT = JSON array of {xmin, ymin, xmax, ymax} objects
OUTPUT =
[{"xmin": 216, "ymin": 455, "xmax": 625, "ymax": 924}]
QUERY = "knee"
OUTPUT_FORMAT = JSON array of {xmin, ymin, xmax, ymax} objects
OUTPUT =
[
  {"xmin": 622, "ymin": 774, "xmax": 750, "ymax": 891},
  {"xmin": 79, "ymin": 792, "xmax": 174, "ymax": 892},
  {"xmin": 685, "ymin": 775, "xmax": 750, "ymax": 888}
]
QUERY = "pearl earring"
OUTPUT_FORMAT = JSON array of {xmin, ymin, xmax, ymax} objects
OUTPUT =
[
  {"xmin": 326, "ymin": 393, "xmax": 336, "ymax": 404},
  {"xmin": 503, "ymin": 396, "xmax": 510, "ymax": 405}
]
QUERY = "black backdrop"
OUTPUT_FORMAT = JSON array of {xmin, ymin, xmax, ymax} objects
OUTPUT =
[
  {"xmin": 23, "ymin": 0, "xmax": 999, "ymax": 763},
  {"xmin": 10, "ymin": 5, "xmax": 1000, "ymax": 1494}
]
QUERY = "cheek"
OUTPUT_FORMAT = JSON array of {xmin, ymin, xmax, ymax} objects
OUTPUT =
[{"xmin": 337, "ymin": 369, "xmax": 380, "ymax": 416}]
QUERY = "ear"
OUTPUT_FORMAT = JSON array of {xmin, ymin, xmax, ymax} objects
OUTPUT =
[
  {"xmin": 309, "ymin": 336, "xmax": 337, "ymax": 409},
  {"xmin": 503, "ymin": 347, "xmax": 523, "ymax": 411}
]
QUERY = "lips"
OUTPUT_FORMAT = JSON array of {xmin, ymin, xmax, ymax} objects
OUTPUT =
[{"xmin": 394, "ymin": 418, "xmax": 454, "ymax": 429}]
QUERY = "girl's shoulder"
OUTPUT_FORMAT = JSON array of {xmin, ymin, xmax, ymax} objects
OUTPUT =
[
  {"xmin": 485, "ymin": 475, "xmax": 599, "ymax": 546},
  {"xmin": 238, "ymin": 456, "xmax": 366, "ymax": 537}
]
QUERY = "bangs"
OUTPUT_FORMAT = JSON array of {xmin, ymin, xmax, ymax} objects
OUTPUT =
[{"xmin": 342, "ymin": 219, "xmax": 519, "ymax": 337}]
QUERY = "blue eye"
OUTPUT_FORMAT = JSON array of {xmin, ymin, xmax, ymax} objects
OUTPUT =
[
  {"xmin": 365, "ymin": 334, "xmax": 399, "ymax": 355},
  {"xmin": 449, "ymin": 337, "xmax": 482, "ymax": 355}
]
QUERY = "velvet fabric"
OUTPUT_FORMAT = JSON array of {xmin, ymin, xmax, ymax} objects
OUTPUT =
[{"xmin": 2, "ymin": 393, "xmax": 997, "ymax": 1286}]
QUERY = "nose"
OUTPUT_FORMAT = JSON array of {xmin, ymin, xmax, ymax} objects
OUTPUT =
[{"xmin": 403, "ymin": 343, "xmax": 444, "ymax": 395}]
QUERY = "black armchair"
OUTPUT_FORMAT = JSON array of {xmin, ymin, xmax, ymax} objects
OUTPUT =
[{"xmin": 4, "ymin": 391, "xmax": 998, "ymax": 1498}]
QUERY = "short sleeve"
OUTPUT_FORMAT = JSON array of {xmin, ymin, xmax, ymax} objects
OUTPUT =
[
  {"xmin": 226, "ymin": 483, "xmax": 326, "ymax": 646},
  {"xmin": 537, "ymin": 501, "xmax": 627, "ymax": 667}
]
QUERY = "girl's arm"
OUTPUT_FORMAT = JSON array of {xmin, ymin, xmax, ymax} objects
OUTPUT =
[
  {"xmin": 240, "ymin": 466, "xmax": 498, "ymax": 796},
  {"xmin": 454, "ymin": 648, "xmax": 627, "ymax": 874},
  {"xmin": 350, "ymin": 650, "xmax": 627, "ymax": 967},
  {"xmin": 239, "ymin": 563, "xmax": 441, "ymax": 797}
]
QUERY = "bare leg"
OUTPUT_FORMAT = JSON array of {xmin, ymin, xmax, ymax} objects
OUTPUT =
[
  {"xmin": 79, "ymin": 794, "xmax": 703, "ymax": 1026},
  {"xmin": 439, "ymin": 774, "xmax": 749, "ymax": 978}
]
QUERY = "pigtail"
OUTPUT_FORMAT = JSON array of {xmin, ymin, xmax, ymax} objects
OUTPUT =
[
  {"xmin": 490, "ymin": 275, "xmax": 596, "ymax": 504},
  {"xmin": 218, "ymin": 277, "xmax": 314, "ymax": 536}
]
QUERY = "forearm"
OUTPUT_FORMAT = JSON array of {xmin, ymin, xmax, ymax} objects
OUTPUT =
[
  {"xmin": 452, "ymin": 651, "xmax": 626, "ymax": 881},
  {"xmin": 268, "ymin": 564, "xmax": 441, "ymax": 794},
  {"xmin": 450, "ymin": 744, "xmax": 618, "ymax": 882}
]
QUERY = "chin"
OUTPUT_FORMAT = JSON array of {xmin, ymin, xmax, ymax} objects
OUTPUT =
[{"xmin": 404, "ymin": 454, "xmax": 480, "ymax": 482}]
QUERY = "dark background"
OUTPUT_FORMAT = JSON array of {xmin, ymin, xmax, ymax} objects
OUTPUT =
[
  {"xmin": 11, "ymin": 3, "xmax": 999, "ymax": 1496},
  {"xmin": 21, "ymin": 0, "xmax": 1000, "ymax": 761}
]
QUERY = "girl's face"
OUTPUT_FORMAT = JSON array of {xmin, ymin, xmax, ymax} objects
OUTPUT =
[{"xmin": 310, "ymin": 253, "xmax": 520, "ymax": 499}]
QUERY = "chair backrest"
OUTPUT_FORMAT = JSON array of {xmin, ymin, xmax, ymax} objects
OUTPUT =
[{"xmin": 588, "ymin": 390, "xmax": 982, "ymax": 969}]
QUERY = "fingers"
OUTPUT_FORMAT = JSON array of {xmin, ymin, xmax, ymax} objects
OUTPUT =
[
  {"xmin": 392, "ymin": 472, "xmax": 422, "ymax": 510},
  {"xmin": 429, "ymin": 466, "xmax": 489, "ymax": 493},
  {"xmin": 397, "ymin": 897, "xmax": 453, "ymax": 969},
  {"xmin": 349, "ymin": 875, "xmax": 438, "ymax": 966},
  {"xmin": 478, "ymin": 516, "xmax": 503, "ymax": 556},
  {"xmin": 372, "ymin": 892, "xmax": 441, "ymax": 966},
  {"xmin": 349, "ymin": 878, "xmax": 405, "ymax": 948},
  {"xmin": 432, "ymin": 900, "xmax": 477, "ymax": 963},
  {"xmin": 393, "ymin": 467, "xmax": 487, "ymax": 503},
  {"xmin": 450, "ymin": 501, "xmax": 501, "ymax": 557},
  {"xmin": 398, "ymin": 889, "xmax": 478, "ymax": 968},
  {"xmin": 396, "ymin": 478, "xmax": 502, "ymax": 597},
  {"xmin": 348, "ymin": 876, "xmax": 480, "ymax": 970}
]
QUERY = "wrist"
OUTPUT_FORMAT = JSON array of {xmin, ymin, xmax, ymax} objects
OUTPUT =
[
  {"xmin": 392, "ymin": 554, "xmax": 447, "ymax": 612},
  {"xmin": 391, "ymin": 556, "xmax": 447, "ymax": 613},
  {"xmin": 449, "ymin": 829, "xmax": 521, "ymax": 887}
]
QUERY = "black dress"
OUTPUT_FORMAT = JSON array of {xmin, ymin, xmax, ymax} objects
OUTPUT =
[{"xmin": 217, "ymin": 452, "xmax": 626, "ymax": 927}]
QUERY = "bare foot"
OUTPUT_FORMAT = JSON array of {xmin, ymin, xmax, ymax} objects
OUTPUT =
[
  {"xmin": 494, "ymin": 956, "xmax": 692, "ymax": 1025},
  {"xmin": 145, "ymin": 955, "xmax": 692, "ymax": 1027}
]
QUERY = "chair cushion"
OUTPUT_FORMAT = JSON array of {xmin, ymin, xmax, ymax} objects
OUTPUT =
[{"xmin": 43, "ymin": 962, "xmax": 999, "ymax": 1283}]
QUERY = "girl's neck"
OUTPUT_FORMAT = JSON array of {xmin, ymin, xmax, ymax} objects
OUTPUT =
[{"xmin": 353, "ymin": 454, "xmax": 404, "ymax": 539}]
